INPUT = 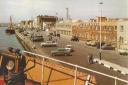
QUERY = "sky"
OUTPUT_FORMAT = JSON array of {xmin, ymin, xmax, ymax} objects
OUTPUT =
[{"xmin": 0, "ymin": 0, "xmax": 127, "ymax": 23}]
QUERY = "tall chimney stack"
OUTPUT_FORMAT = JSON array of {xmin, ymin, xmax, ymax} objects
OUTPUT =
[{"xmin": 66, "ymin": 8, "xmax": 69, "ymax": 20}]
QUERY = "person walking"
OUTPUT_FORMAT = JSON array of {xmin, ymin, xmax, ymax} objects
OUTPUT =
[{"xmin": 88, "ymin": 54, "xmax": 93, "ymax": 64}]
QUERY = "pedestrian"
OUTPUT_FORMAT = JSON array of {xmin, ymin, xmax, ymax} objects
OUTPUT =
[{"xmin": 88, "ymin": 54, "xmax": 93, "ymax": 64}]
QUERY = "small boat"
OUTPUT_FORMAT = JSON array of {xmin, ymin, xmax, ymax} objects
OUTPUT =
[
  {"xmin": 5, "ymin": 16, "xmax": 15, "ymax": 34},
  {"xmin": 5, "ymin": 29, "xmax": 15, "ymax": 34}
]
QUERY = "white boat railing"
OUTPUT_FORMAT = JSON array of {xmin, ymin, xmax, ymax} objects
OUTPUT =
[{"xmin": 22, "ymin": 50, "xmax": 128, "ymax": 85}]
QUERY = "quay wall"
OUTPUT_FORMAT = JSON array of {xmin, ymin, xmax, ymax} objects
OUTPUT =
[
  {"xmin": 15, "ymin": 30, "xmax": 48, "ymax": 55},
  {"xmin": 16, "ymin": 35, "xmax": 32, "ymax": 51}
]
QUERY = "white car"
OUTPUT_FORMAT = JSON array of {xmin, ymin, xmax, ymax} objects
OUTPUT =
[
  {"xmin": 41, "ymin": 41, "xmax": 57, "ymax": 47},
  {"xmin": 85, "ymin": 40, "xmax": 92, "ymax": 46},
  {"xmin": 65, "ymin": 45, "xmax": 74, "ymax": 52},
  {"xmin": 118, "ymin": 49, "xmax": 128, "ymax": 55}
]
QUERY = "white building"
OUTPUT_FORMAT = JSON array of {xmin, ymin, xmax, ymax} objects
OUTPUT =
[
  {"xmin": 117, "ymin": 20, "xmax": 128, "ymax": 49},
  {"xmin": 55, "ymin": 20, "xmax": 73, "ymax": 36},
  {"xmin": 33, "ymin": 18, "xmax": 39, "ymax": 29}
]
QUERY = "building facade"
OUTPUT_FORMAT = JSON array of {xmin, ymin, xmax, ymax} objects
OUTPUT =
[
  {"xmin": 117, "ymin": 20, "xmax": 128, "ymax": 49},
  {"xmin": 72, "ymin": 17, "xmax": 117, "ymax": 45},
  {"xmin": 19, "ymin": 15, "xmax": 57, "ymax": 30},
  {"xmin": 36, "ymin": 15, "xmax": 57, "ymax": 30},
  {"xmin": 20, "ymin": 21, "xmax": 26, "ymax": 29},
  {"xmin": 20, "ymin": 20, "xmax": 33, "ymax": 29},
  {"xmin": 55, "ymin": 20, "xmax": 72, "ymax": 36}
]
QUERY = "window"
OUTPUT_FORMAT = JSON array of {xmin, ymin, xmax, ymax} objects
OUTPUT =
[
  {"xmin": 120, "ymin": 25, "xmax": 124, "ymax": 32},
  {"xmin": 115, "ymin": 26, "xmax": 117, "ymax": 31},
  {"xmin": 119, "ymin": 36, "xmax": 124, "ymax": 44}
]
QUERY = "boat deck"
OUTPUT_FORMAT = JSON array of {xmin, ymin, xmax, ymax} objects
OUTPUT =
[{"xmin": 0, "ymin": 50, "xmax": 96, "ymax": 85}]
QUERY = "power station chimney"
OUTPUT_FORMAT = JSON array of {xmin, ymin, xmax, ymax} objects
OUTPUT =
[{"xmin": 66, "ymin": 8, "xmax": 69, "ymax": 20}]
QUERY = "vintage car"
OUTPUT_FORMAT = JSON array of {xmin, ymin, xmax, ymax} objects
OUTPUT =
[
  {"xmin": 51, "ymin": 48, "xmax": 71, "ymax": 56},
  {"xmin": 41, "ymin": 41, "xmax": 57, "ymax": 47}
]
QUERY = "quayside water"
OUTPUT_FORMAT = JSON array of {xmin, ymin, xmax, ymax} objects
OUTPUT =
[{"xmin": 0, "ymin": 27, "xmax": 23, "ymax": 50}]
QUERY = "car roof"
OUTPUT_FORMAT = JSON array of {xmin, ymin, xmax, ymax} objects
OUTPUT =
[
  {"xmin": 66, "ymin": 45, "xmax": 72, "ymax": 47},
  {"xmin": 57, "ymin": 48, "xmax": 66, "ymax": 50}
]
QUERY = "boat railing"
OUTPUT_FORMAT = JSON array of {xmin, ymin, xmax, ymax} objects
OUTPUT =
[{"xmin": 22, "ymin": 50, "xmax": 128, "ymax": 85}]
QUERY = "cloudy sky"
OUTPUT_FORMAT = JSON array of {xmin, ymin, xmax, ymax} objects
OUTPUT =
[{"xmin": 0, "ymin": 0, "xmax": 127, "ymax": 23}]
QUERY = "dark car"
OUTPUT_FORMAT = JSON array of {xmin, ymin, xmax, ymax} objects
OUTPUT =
[
  {"xmin": 51, "ymin": 48, "xmax": 71, "ymax": 56},
  {"xmin": 30, "ymin": 35, "xmax": 44, "ymax": 42},
  {"xmin": 101, "ymin": 44, "xmax": 115, "ymax": 50},
  {"xmin": 96, "ymin": 42, "xmax": 106, "ymax": 49},
  {"xmin": 71, "ymin": 36, "xmax": 79, "ymax": 41},
  {"xmin": 56, "ymin": 34, "xmax": 60, "ymax": 38},
  {"xmin": 18, "ymin": 29, "xmax": 24, "ymax": 33}
]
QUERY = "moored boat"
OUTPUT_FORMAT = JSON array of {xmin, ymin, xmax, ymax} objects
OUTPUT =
[
  {"xmin": 5, "ymin": 29, "xmax": 15, "ymax": 34},
  {"xmin": 5, "ymin": 16, "xmax": 15, "ymax": 35}
]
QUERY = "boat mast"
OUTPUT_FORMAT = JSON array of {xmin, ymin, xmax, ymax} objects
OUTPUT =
[{"xmin": 9, "ymin": 16, "xmax": 13, "ymax": 29}]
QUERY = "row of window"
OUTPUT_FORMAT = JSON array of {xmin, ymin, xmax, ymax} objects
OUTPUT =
[
  {"xmin": 72, "ymin": 26, "xmax": 117, "ymax": 31},
  {"xmin": 74, "ymin": 33, "xmax": 116, "ymax": 42},
  {"xmin": 58, "ymin": 30, "xmax": 71, "ymax": 35}
]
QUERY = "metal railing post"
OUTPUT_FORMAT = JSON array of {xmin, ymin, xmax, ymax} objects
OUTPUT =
[
  {"xmin": 41, "ymin": 57, "xmax": 45, "ymax": 85},
  {"xmin": 115, "ymin": 77, "xmax": 117, "ymax": 85},
  {"xmin": 74, "ymin": 65, "xmax": 78, "ymax": 85}
]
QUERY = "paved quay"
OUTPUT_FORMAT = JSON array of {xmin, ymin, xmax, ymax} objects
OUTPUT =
[
  {"xmin": 15, "ymin": 30, "xmax": 128, "ymax": 85},
  {"xmin": 61, "ymin": 34, "xmax": 128, "ymax": 68},
  {"xmin": 15, "ymin": 30, "xmax": 97, "ymax": 85}
]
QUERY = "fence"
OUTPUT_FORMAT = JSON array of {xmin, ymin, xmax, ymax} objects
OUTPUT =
[{"xmin": 22, "ymin": 50, "xmax": 128, "ymax": 85}]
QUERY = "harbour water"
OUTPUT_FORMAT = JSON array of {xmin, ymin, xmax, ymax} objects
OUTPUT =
[{"xmin": 0, "ymin": 27, "xmax": 23, "ymax": 50}]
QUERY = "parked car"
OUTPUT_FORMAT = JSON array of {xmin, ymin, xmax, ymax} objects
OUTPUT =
[
  {"xmin": 96, "ymin": 42, "xmax": 106, "ymax": 49},
  {"xmin": 85, "ymin": 40, "xmax": 92, "ymax": 46},
  {"xmin": 23, "ymin": 31, "xmax": 29, "ymax": 36},
  {"xmin": 118, "ymin": 49, "xmax": 128, "ymax": 55},
  {"xmin": 18, "ymin": 29, "xmax": 24, "ymax": 33},
  {"xmin": 90, "ymin": 41, "xmax": 100, "ymax": 47},
  {"xmin": 30, "ymin": 35, "xmax": 44, "ymax": 42},
  {"xmin": 101, "ymin": 44, "xmax": 115, "ymax": 50},
  {"xmin": 41, "ymin": 41, "xmax": 57, "ymax": 47},
  {"xmin": 71, "ymin": 36, "xmax": 79, "ymax": 41},
  {"xmin": 51, "ymin": 48, "xmax": 71, "ymax": 56},
  {"xmin": 65, "ymin": 45, "xmax": 74, "ymax": 52},
  {"xmin": 86, "ymin": 40, "xmax": 99, "ymax": 46},
  {"xmin": 48, "ymin": 32, "xmax": 54, "ymax": 36},
  {"xmin": 56, "ymin": 34, "xmax": 60, "ymax": 37}
]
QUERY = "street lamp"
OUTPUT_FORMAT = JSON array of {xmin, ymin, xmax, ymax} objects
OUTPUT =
[{"xmin": 99, "ymin": 1, "xmax": 103, "ymax": 60}]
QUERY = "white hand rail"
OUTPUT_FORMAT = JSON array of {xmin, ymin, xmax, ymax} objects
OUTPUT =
[{"xmin": 22, "ymin": 50, "xmax": 128, "ymax": 85}]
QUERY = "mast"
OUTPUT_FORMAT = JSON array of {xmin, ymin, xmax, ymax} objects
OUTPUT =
[{"xmin": 9, "ymin": 16, "xmax": 13, "ymax": 29}]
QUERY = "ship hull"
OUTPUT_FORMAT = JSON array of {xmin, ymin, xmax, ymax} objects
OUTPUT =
[{"xmin": 5, "ymin": 29, "xmax": 15, "ymax": 34}]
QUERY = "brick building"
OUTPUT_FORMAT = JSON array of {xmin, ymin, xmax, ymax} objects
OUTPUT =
[{"xmin": 72, "ymin": 17, "xmax": 117, "ymax": 44}]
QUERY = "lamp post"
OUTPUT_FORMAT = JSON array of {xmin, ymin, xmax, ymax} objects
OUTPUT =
[{"xmin": 99, "ymin": 1, "xmax": 103, "ymax": 60}]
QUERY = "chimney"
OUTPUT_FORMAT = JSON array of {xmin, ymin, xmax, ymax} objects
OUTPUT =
[{"xmin": 66, "ymin": 8, "xmax": 69, "ymax": 20}]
